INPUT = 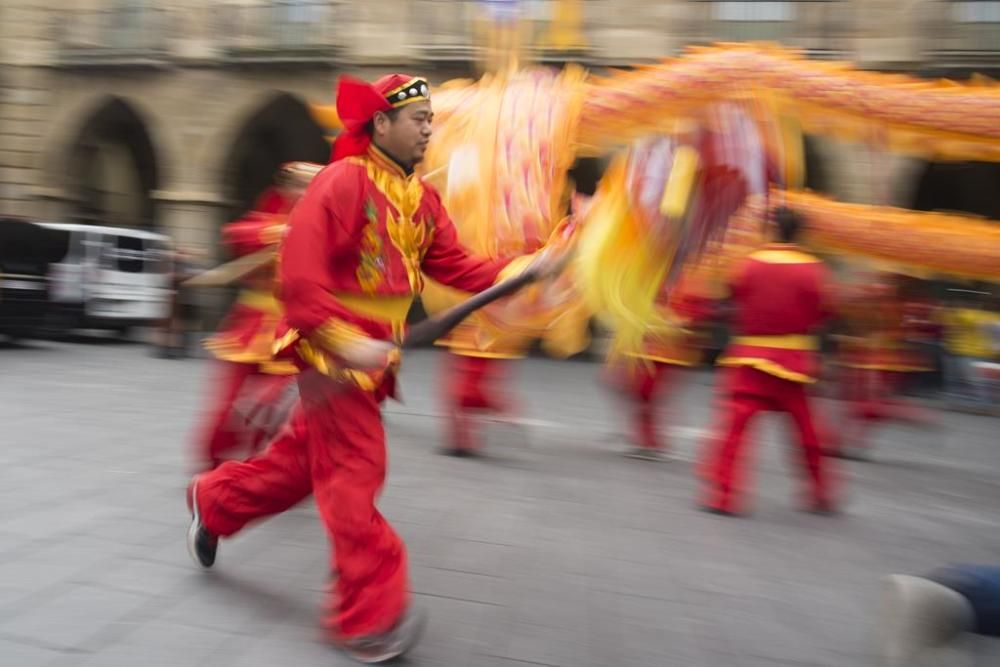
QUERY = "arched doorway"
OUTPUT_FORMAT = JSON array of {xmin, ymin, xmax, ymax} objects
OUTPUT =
[
  {"xmin": 68, "ymin": 97, "xmax": 159, "ymax": 227},
  {"xmin": 221, "ymin": 93, "xmax": 329, "ymax": 220}
]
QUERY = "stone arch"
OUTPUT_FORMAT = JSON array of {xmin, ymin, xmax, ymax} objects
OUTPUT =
[
  {"xmin": 216, "ymin": 91, "xmax": 329, "ymax": 220},
  {"xmin": 53, "ymin": 95, "xmax": 167, "ymax": 228}
]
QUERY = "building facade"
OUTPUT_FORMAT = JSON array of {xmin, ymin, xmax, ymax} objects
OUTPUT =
[{"xmin": 1, "ymin": 0, "xmax": 998, "ymax": 260}]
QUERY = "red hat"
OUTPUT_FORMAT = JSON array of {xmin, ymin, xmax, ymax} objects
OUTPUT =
[{"xmin": 330, "ymin": 73, "xmax": 431, "ymax": 163}]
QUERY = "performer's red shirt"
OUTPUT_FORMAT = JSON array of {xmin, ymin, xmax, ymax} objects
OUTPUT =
[
  {"xmin": 275, "ymin": 144, "xmax": 523, "ymax": 388},
  {"xmin": 718, "ymin": 244, "xmax": 832, "ymax": 383},
  {"xmin": 203, "ymin": 196, "xmax": 294, "ymax": 374},
  {"xmin": 630, "ymin": 280, "xmax": 716, "ymax": 366}
]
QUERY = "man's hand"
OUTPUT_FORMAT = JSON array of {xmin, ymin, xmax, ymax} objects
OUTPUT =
[{"xmin": 338, "ymin": 337, "xmax": 398, "ymax": 370}]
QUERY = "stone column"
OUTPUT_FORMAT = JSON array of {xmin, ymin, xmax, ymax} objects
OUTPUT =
[
  {"xmin": 153, "ymin": 190, "xmax": 235, "ymax": 329},
  {"xmin": 152, "ymin": 190, "xmax": 232, "ymax": 255},
  {"xmin": 0, "ymin": 4, "xmax": 52, "ymax": 219}
]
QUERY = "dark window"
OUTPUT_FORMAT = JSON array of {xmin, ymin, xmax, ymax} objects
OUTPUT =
[{"xmin": 113, "ymin": 235, "xmax": 145, "ymax": 273}]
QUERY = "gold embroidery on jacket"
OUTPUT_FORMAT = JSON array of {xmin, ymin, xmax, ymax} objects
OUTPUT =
[{"xmin": 356, "ymin": 197, "xmax": 385, "ymax": 294}]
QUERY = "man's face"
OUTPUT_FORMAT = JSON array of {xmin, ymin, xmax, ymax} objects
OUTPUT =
[{"xmin": 375, "ymin": 100, "xmax": 433, "ymax": 166}]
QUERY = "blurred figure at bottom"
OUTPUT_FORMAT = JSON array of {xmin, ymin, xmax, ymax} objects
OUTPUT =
[{"xmin": 879, "ymin": 565, "xmax": 1000, "ymax": 667}]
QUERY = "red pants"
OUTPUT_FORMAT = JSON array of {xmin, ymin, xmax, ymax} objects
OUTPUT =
[
  {"xmin": 194, "ymin": 360, "xmax": 292, "ymax": 470},
  {"xmin": 827, "ymin": 367, "xmax": 932, "ymax": 452},
  {"xmin": 194, "ymin": 377, "xmax": 407, "ymax": 640},
  {"xmin": 701, "ymin": 366, "xmax": 833, "ymax": 513},
  {"xmin": 444, "ymin": 354, "xmax": 511, "ymax": 451},
  {"xmin": 604, "ymin": 361, "xmax": 673, "ymax": 450},
  {"xmin": 844, "ymin": 368, "xmax": 927, "ymax": 421},
  {"xmin": 626, "ymin": 362, "xmax": 672, "ymax": 450}
]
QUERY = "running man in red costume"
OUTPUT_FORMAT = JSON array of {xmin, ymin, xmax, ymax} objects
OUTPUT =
[
  {"xmin": 699, "ymin": 207, "xmax": 837, "ymax": 516},
  {"xmin": 185, "ymin": 73, "xmax": 566, "ymax": 663}
]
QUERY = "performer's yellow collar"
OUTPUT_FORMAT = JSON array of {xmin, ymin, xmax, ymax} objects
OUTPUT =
[{"xmin": 368, "ymin": 143, "xmax": 414, "ymax": 178}]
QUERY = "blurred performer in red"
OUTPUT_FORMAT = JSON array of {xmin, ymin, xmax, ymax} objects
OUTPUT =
[
  {"xmin": 604, "ymin": 275, "xmax": 715, "ymax": 459},
  {"xmin": 437, "ymin": 191, "xmax": 594, "ymax": 457},
  {"xmin": 439, "ymin": 324, "xmax": 526, "ymax": 456},
  {"xmin": 825, "ymin": 275, "xmax": 935, "ymax": 460},
  {"xmin": 193, "ymin": 164, "xmax": 317, "ymax": 471},
  {"xmin": 699, "ymin": 207, "xmax": 836, "ymax": 516},
  {"xmin": 185, "ymin": 73, "xmax": 564, "ymax": 663},
  {"xmin": 439, "ymin": 249, "xmax": 589, "ymax": 457}
]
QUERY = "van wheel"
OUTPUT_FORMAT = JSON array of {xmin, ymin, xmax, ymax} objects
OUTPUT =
[{"xmin": 115, "ymin": 325, "xmax": 133, "ymax": 341}]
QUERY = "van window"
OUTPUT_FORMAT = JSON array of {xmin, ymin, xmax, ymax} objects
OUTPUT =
[{"xmin": 113, "ymin": 235, "xmax": 145, "ymax": 273}]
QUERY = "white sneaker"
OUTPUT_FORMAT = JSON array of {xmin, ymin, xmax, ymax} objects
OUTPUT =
[
  {"xmin": 337, "ymin": 606, "xmax": 427, "ymax": 664},
  {"xmin": 878, "ymin": 574, "xmax": 974, "ymax": 667}
]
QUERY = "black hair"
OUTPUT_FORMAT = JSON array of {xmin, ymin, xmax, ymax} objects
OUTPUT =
[
  {"xmin": 772, "ymin": 206, "xmax": 803, "ymax": 243},
  {"xmin": 364, "ymin": 106, "xmax": 402, "ymax": 137}
]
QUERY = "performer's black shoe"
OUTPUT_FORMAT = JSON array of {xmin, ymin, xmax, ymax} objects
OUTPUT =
[
  {"xmin": 624, "ymin": 447, "xmax": 666, "ymax": 461},
  {"xmin": 441, "ymin": 446, "xmax": 479, "ymax": 458},
  {"xmin": 824, "ymin": 446, "xmax": 871, "ymax": 461},
  {"xmin": 802, "ymin": 500, "xmax": 839, "ymax": 517},
  {"xmin": 698, "ymin": 504, "xmax": 740, "ymax": 518},
  {"xmin": 186, "ymin": 478, "xmax": 218, "ymax": 568},
  {"xmin": 337, "ymin": 606, "xmax": 428, "ymax": 663}
]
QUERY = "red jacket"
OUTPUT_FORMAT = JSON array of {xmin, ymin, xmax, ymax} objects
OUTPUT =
[
  {"xmin": 202, "ymin": 200, "xmax": 295, "ymax": 374},
  {"xmin": 275, "ymin": 144, "xmax": 521, "ymax": 389},
  {"xmin": 718, "ymin": 244, "xmax": 832, "ymax": 383}
]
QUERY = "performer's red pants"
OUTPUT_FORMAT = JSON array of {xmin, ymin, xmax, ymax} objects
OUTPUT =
[
  {"xmin": 445, "ymin": 354, "xmax": 510, "ymax": 451},
  {"xmin": 194, "ymin": 377, "xmax": 407, "ymax": 640},
  {"xmin": 700, "ymin": 366, "xmax": 833, "ymax": 513},
  {"xmin": 625, "ymin": 362, "xmax": 672, "ymax": 450},
  {"xmin": 194, "ymin": 360, "xmax": 292, "ymax": 470},
  {"xmin": 822, "ymin": 367, "xmax": 931, "ymax": 453},
  {"xmin": 842, "ymin": 368, "xmax": 925, "ymax": 422}
]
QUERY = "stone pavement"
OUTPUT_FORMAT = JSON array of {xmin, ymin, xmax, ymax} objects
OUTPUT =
[{"xmin": 1, "ymin": 338, "xmax": 998, "ymax": 666}]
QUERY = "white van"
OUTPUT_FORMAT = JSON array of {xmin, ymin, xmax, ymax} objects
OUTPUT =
[{"xmin": 39, "ymin": 223, "xmax": 173, "ymax": 335}]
